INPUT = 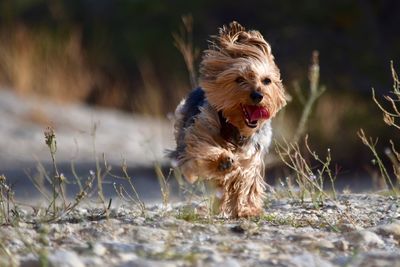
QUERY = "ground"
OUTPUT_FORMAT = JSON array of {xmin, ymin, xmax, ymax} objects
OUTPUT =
[{"xmin": 1, "ymin": 194, "xmax": 400, "ymax": 267}]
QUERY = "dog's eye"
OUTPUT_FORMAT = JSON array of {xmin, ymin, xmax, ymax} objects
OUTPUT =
[
  {"xmin": 262, "ymin": 78, "xmax": 271, "ymax": 85},
  {"xmin": 235, "ymin": 77, "xmax": 245, "ymax": 84}
]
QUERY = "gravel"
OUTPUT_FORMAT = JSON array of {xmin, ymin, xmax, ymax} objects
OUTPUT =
[{"xmin": 1, "ymin": 193, "xmax": 400, "ymax": 266}]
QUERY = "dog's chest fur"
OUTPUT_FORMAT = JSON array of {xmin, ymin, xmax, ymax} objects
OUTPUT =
[{"xmin": 173, "ymin": 88, "xmax": 272, "ymax": 162}]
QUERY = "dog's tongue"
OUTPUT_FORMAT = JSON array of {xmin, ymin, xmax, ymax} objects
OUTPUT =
[{"xmin": 248, "ymin": 106, "xmax": 270, "ymax": 121}]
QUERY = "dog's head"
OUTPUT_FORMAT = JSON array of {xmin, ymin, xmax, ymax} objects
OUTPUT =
[{"xmin": 199, "ymin": 21, "xmax": 286, "ymax": 136}]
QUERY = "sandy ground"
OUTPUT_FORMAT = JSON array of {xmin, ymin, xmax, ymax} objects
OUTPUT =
[
  {"xmin": 0, "ymin": 89, "xmax": 175, "ymax": 201},
  {"xmin": 1, "ymin": 194, "xmax": 400, "ymax": 267}
]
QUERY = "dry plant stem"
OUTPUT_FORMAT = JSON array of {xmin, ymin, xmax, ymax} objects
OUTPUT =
[
  {"xmin": 276, "ymin": 137, "xmax": 336, "ymax": 203},
  {"xmin": 293, "ymin": 51, "xmax": 326, "ymax": 144},
  {"xmin": 387, "ymin": 141, "xmax": 400, "ymax": 183},
  {"xmin": 107, "ymin": 158, "xmax": 146, "ymax": 214},
  {"xmin": 372, "ymin": 89, "xmax": 400, "ymax": 130},
  {"xmin": 359, "ymin": 62, "xmax": 400, "ymax": 194},
  {"xmin": 0, "ymin": 176, "xmax": 7, "ymax": 223},
  {"xmin": 115, "ymin": 185, "xmax": 145, "ymax": 215},
  {"xmin": 155, "ymin": 164, "xmax": 170, "ymax": 207},
  {"xmin": 371, "ymin": 61, "xmax": 400, "ymax": 130},
  {"xmin": 358, "ymin": 129, "xmax": 397, "ymax": 194},
  {"xmin": 52, "ymin": 175, "xmax": 95, "ymax": 222},
  {"xmin": 25, "ymin": 170, "xmax": 51, "ymax": 202},
  {"xmin": 71, "ymin": 160, "xmax": 83, "ymax": 191},
  {"xmin": 276, "ymin": 139, "xmax": 355, "ymax": 226},
  {"xmin": 173, "ymin": 14, "xmax": 199, "ymax": 89},
  {"xmin": 390, "ymin": 140, "xmax": 400, "ymax": 168},
  {"xmin": 39, "ymin": 174, "xmax": 95, "ymax": 223},
  {"xmin": 174, "ymin": 169, "xmax": 205, "ymax": 207},
  {"xmin": 277, "ymin": 141, "xmax": 319, "ymax": 200},
  {"xmin": 304, "ymin": 136, "xmax": 337, "ymax": 199},
  {"xmin": 44, "ymin": 127, "xmax": 67, "ymax": 216},
  {"xmin": 71, "ymin": 138, "xmax": 84, "ymax": 191},
  {"xmin": 91, "ymin": 123, "xmax": 107, "ymax": 212},
  {"xmin": 122, "ymin": 162, "xmax": 146, "ymax": 212}
]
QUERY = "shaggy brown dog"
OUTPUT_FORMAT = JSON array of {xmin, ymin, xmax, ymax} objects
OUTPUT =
[{"xmin": 169, "ymin": 21, "xmax": 286, "ymax": 218}]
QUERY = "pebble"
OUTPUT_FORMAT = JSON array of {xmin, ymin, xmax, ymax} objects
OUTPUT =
[
  {"xmin": 347, "ymin": 230, "xmax": 385, "ymax": 248},
  {"xmin": 374, "ymin": 222, "xmax": 400, "ymax": 239},
  {"xmin": 290, "ymin": 252, "xmax": 334, "ymax": 267},
  {"xmin": 118, "ymin": 258, "xmax": 176, "ymax": 267},
  {"xmin": 48, "ymin": 250, "xmax": 85, "ymax": 267},
  {"xmin": 92, "ymin": 243, "xmax": 107, "ymax": 256},
  {"xmin": 334, "ymin": 240, "xmax": 349, "ymax": 251},
  {"xmin": 102, "ymin": 242, "xmax": 137, "ymax": 254}
]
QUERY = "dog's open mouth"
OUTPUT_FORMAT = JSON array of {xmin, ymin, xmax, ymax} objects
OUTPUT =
[{"xmin": 240, "ymin": 104, "xmax": 270, "ymax": 128}]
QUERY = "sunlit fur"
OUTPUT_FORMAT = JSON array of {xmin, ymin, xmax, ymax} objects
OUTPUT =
[{"xmin": 170, "ymin": 21, "xmax": 286, "ymax": 218}]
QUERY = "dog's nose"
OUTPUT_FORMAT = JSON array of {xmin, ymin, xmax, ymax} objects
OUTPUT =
[{"xmin": 250, "ymin": 91, "xmax": 263, "ymax": 104}]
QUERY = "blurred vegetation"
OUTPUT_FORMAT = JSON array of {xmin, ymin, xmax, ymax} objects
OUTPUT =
[{"xmin": 0, "ymin": 0, "xmax": 399, "ymax": 173}]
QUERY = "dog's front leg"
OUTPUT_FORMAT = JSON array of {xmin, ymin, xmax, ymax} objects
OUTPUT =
[{"xmin": 180, "ymin": 144, "xmax": 237, "ymax": 183}]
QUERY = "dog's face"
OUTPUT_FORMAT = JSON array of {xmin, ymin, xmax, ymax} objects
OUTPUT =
[{"xmin": 199, "ymin": 22, "xmax": 286, "ymax": 136}]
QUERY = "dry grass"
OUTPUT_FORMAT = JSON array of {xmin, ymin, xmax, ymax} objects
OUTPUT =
[
  {"xmin": 0, "ymin": 26, "xmax": 94, "ymax": 102},
  {"xmin": 173, "ymin": 15, "xmax": 199, "ymax": 89},
  {"xmin": 0, "ymin": 21, "xmax": 198, "ymax": 118},
  {"xmin": 275, "ymin": 136, "xmax": 337, "ymax": 205},
  {"xmin": 358, "ymin": 62, "xmax": 400, "ymax": 194},
  {"xmin": 292, "ymin": 51, "xmax": 326, "ymax": 144}
]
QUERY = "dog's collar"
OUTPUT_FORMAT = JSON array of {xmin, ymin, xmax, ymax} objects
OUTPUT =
[{"xmin": 218, "ymin": 111, "xmax": 248, "ymax": 147}]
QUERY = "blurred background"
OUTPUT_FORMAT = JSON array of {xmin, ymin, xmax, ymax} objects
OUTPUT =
[{"xmin": 0, "ymin": 0, "xmax": 399, "ymax": 199}]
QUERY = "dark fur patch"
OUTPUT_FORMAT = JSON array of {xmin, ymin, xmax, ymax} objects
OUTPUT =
[
  {"xmin": 168, "ymin": 87, "xmax": 205, "ymax": 161},
  {"xmin": 181, "ymin": 87, "xmax": 205, "ymax": 129}
]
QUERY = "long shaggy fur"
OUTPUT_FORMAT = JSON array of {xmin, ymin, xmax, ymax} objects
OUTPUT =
[{"xmin": 170, "ymin": 21, "xmax": 286, "ymax": 218}]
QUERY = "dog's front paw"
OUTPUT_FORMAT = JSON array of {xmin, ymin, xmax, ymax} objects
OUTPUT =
[
  {"xmin": 217, "ymin": 151, "xmax": 236, "ymax": 173},
  {"xmin": 218, "ymin": 157, "xmax": 233, "ymax": 171}
]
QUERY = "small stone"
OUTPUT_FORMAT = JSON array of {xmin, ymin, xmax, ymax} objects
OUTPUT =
[
  {"xmin": 230, "ymin": 225, "xmax": 245, "ymax": 234},
  {"xmin": 334, "ymin": 240, "xmax": 349, "ymax": 251},
  {"xmin": 204, "ymin": 252, "xmax": 224, "ymax": 264},
  {"xmin": 135, "ymin": 226, "xmax": 169, "ymax": 242},
  {"xmin": 118, "ymin": 253, "xmax": 138, "ymax": 262},
  {"xmin": 290, "ymin": 252, "xmax": 333, "ymax": 267},
  {"xmin": 235, "ymin": 221, "xmax": 259, "ymax": 235},
  {"xmin": 315, "ymin": 239, "xmax": 335, "ymax": 250},
  {"xmin": 92, "ymin": 243, "xmax": 107, "ymax": 256},
  {"xmin": 103, "ymin": 242, "xmax": 137, "ymax": 254},
  {"xmin": 132, "ymin": 216, "xmax": 146, "ymax": 225},
  {"xmin": 347, "ymin": 230, "xmax": 384, "ymax": 248},
  {"xmin": 81, "ymin": 256, "xmax": 104, "ymax": 266},
  {"xmin": 118, "ymin": 258, "xmax": 175, "ymax": 267},
  {"xmin": 388, "ymin": 203, "xmax": 397, "ymax": 212},
  {"xmin": 160, "ymin": 217, "xmax": 179, "ymax": 227},
  {"xmin": 288, "ymin": 233, "xmax": 317, "ymax": 242},
  {"xmin": 338, "ymin": 223, "xmax": 362, "ymax": 232},
  {"xmin": 207, "ymin": 257, "xmax": 240, "ymax": 267},
  {"xmin": 48, "ymin": 250, "xmax": 84, "ymax": 267},
  {"xmin": 374, "ymin": 222, "xmax": 400, "ymax": 240},
  {"xmin": 20, "ymin": 255, "xmax": 40, "ymax": 267},
  {"xmin": 332, "ymin": 255, "xmax": 350, "ymax": 266}
]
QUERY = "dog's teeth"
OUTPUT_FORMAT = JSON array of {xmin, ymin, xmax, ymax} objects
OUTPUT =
[{"xmin": 241, "ymin": 104, "xmax": 258, "ymax": 128}]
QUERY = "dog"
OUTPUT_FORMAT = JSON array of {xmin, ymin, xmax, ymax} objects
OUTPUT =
[{"xmin": 169, "ymin": 21, "xmax": 286, "ymax": 218}]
